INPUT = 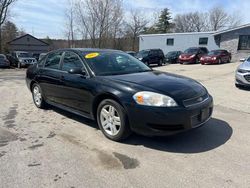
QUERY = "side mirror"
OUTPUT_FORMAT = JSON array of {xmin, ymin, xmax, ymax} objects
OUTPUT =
[
  {"xmin": 68, "ymin": 67, "xmax": 86, "ymax": 75},
  {"xmin": 240, "ymin": 58, "xmax": 246, "ymax": 62}
]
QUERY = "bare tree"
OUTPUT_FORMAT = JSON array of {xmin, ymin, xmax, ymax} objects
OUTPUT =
[
  {"xmin": 0, "ymin": 0, "xmax": 16, "ymax": 52},
  {"xmin": 174, "ymin": 12, "xmax": 208, "ymax": 33},
  {"xmin": 74, "ymin": 0, "xmax": 123, "ymax": 48},
  {"xmin": 65, "ymin": 0, "xmax": 76, "ymax": 48},
  {"xmin": 125, "ymin": 9, "xmax": 148, "ymax": 51},
  {"xmin": 208, "ymin": 6, "xmax": 241, "ymax": 31}
]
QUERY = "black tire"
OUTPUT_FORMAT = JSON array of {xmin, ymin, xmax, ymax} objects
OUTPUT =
[
  {"xmin": 227, "ymin": 57, "xmax": 231, "ymax": 63},
  {"xmin": 218, "ymin": 58, "xmax": 222, "ymax": 64},
  {"xmin": 32, "ymin": 83, "xmax": 47, "ymax": 109},
  {"xmin": 97, "ymin": 99, "xmax": 131, "ymax": 141},
  {"xmin": 158, "ymin": 59, "xmax": 163, "ymax": 66}
]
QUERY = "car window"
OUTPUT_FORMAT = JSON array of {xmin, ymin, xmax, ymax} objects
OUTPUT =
[
  {"xmin": 38, "ymin": 57, "xmax": 46, "ymax": 68},
  {"xmin": 62, "ymin": 52, "xmax": 83, "ymax": 72},
  {"xmin": 83, "ymin": 51, "xmax": 151, "ymax": 76},
  {"xmin": 44, "ymin": 52, "xmax": 63, "ymax": 69}
]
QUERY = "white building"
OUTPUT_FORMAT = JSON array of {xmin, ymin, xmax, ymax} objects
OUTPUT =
[{"xmin": 139, "ymin": 32, "xmax": 219, "ymax": 54}]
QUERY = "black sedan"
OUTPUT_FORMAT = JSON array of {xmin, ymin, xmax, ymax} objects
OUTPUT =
[{"xmin": 26, "ymin": 48, "xmax": 213, "ymax": 141}]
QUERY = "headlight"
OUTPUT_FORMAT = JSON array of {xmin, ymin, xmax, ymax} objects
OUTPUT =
[
  {"xmin": 212, "ymin": 57, "xmax": 217, "ymax": 60},
  {"xmin": 133, "ymin": 91, "xmax": 178, "ymax": 107},
  {"xmin": 200, "ymin": 57, "xmax": 204, "ymax": 60},
  {"xmin": 238, "ymin": 69, "xmax": 248, "ymax": 73},
  {"xmin": 179, "ymin": 55, "xmax": 182, "ymax": 59},
  {"xmin": 19, "ymin": 59, "xmax": 24, "ymax": 63},
  {"xmin": 190, "ymin": 54, "xmax": 195, "ymax": 58}
]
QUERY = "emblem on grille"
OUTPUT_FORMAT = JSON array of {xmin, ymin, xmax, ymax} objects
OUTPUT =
[{"xmin": 197, "ymin": 97, "xmax": 203, "ymax": 102}]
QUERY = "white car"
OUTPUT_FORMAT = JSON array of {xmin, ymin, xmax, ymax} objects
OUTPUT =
[{"xmin": 235, "ymin": 57, "xmax": 250, "ymax": 88}]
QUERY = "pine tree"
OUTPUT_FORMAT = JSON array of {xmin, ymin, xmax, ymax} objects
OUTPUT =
[{"xmin": 155, "ymin": 8, "xmax": 172, "ymax": 33}]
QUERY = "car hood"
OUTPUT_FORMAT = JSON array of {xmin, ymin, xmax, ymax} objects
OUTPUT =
[
  {"xmin": 104, "ymin": 71, "xmax": 207, "ymax": 101},
  {"xmin": 239, "ymin": 60, "xmax": 250, "ymax": 71},
  {"xmin": 202, "ymin": 55, "xmax": 218, "ymax": 58},
  {"xmin": 180, "ymin": 53, "xmax": 195, "ymax": 58}
]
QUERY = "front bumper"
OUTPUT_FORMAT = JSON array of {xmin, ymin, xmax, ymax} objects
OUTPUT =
[
  {"xmin": 125, "ymin": 95, "xmax": 213, "ymax": 136},
  {"xmin": 179, "ymin": 58, "xmax": 195, "ymax": 64},
  {"xmin": 235, "ymin": 71, "xmax": 250, "ymax": 86},
  {"xmin": 200, "ymin": 59, "xmax": 218, "ymax": 64}
]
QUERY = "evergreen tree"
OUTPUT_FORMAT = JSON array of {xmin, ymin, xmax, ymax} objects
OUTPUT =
[{"xmin": 155, "ymin": 8, "xmax": 172, "ymax": 33}]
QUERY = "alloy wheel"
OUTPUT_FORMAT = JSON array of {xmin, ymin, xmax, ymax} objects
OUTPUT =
[
  {"xmin": 33, "ymin": 86, "xmax": 42, "ymax": 106},
  {"xmin": 100, "ymin": 105, "xmax": 121, "ymax": 136}
]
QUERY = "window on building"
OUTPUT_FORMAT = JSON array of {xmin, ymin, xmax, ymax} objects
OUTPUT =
[
  {"xmin": 238, "ymin": 35, "xmax": 250, "ymax": 50},
  {"xmin": 199, "ymin": 37, "xmax": 208, "ymax": 45},
  {"xmin": 166, "ymin": 38, "xmax": 174, "ymax": 46}
]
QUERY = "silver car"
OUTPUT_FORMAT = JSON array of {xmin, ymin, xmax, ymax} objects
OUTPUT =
[{"xmin": 235, "ymin": 57, "xmax": 250, "ymax": 88}]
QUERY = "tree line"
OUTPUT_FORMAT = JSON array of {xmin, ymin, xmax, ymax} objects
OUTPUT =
[
  {"xmin": 65, "ymin": 0, "xmax": 241, "ymax": 51},
  {"xmin": 0, "ymin": 0, "xmax": 242, "ymax": 53}
]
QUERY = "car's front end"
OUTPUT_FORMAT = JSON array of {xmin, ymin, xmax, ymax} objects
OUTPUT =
[
  {"xmin": 200, "ymin": 55, "xmax": 219, "ymax": 64},
  {"xmin": 179, "ymin": 54, "xmax": 197, "ymax": 64},
  {"xmin": 105, "ymin": 70, "xmax": 213, "ymax": 136},
  {"xmin": 235, "ymin": 59, "xmax": 250, "ymax": 88},
  {"xmin": 126, "ymin": 92, "xmax": 213, "ymax": 136},
  {"xmin": 18, "ymin": 58, "xmax": 37, "ymax": 67}
]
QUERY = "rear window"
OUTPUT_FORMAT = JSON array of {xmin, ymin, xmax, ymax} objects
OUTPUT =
[{"xmin": 184, "ymin": 48, "xmax": 198, "ymax": 54}]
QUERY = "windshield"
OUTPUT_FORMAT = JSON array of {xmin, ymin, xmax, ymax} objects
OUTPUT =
[
  {"xmin": 166, "ymin": 51, "xmax": 177, "ymax": 56},
  {"xmin": 17, "ymin": 52, "xmax": 31, "ymax": 58},
  {"xmin": 83, "ymin": 51, "xmax": 151, "ymax": 76},
  {"xmin": 184, "ymin": 48, "xmax": 198, "ymax": 54},
  {"xmin": 208, "ymin": 51, "xmax": 221, "ymax": 55},
  {"xmin": 136, "ymin": 50, "xmax": 149, "ymax": 58}
]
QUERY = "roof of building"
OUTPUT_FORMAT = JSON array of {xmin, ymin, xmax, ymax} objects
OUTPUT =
[
  {"xmin": 8, "ymin": 34, "xmax": 49, "ymax": 45},
  {"xmin": 213, "ymin": 23, "xmax": 250, "ymax": 36},
  {"xmin": 139, "ymin": 31, "xmax": 215, "ymax": 37}
]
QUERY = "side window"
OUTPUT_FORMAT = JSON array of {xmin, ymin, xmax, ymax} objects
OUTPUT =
[
  {"xmin": 62, "ymin": 52, "xmax": 83, "ymax": 72},
  {"xmin": 45, "ymin": 52, "xmax": 62, "ymax": 69},
  {"xmin": 38, "ymin": 57, "xmax": 46, "ymax": 68}
]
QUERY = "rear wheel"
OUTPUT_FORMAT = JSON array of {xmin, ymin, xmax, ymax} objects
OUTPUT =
[
  {"xmin": 158, "ymin": 59, "xmax": 163, "ymax": 66},
  {"xmin": 97, "ymin": 99, "xmax": 131, "ymax": 141},
  {"xmin": 32, "ymin": 83, "xmax": 47, "ymax": 109},
  {"xmin": 227, "ymin": 57, "xmax": 231, "ymax": 63}
]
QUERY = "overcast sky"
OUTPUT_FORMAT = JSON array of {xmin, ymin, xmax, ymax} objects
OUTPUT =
[{"xmin": 10, "ymin": 0, "xmax": 250, "ymax": 39}]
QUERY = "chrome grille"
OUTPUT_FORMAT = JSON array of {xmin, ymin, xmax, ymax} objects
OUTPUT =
[{"xmin": 183, "ymin": 93, "xmax": 209, "ymax": 107}]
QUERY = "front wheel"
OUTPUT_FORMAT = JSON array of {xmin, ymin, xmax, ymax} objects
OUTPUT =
[
  {"xmin": 97, "ymin": 99, "xmax": 131, "ymax": 141},
  {"xmin": 32, "ymin": 83, "xmax": 47, "ymax": 109},
  {"xmin": 218, "ymin": 58, "xmax": 222, "ymax": 64}
]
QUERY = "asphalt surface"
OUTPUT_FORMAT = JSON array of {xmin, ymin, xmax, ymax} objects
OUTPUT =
[{"xmin": 0, "ymin": 63, "xmax": 250, "ymax": 188}]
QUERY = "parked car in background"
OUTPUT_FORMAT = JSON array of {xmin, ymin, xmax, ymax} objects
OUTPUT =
[
  {"xmin": 6, "ymin": 54, "xmax": 18, "ymax": 67},
  {"xmin": 200, "ymin": 50, "xmax": 231, "ymax": 65},
  {"xmin": 10, "ymin": 51, "xmax": 37, "ymax": 68},
  {"xmin": 126, "ymin": 51, "xmax": 137, "ymax": 57},
  {"xmin": 0, "ymin": 54, "xmax": 10, "ymax": 68},
  {"xmin": 136, "ymin": 49, "xmax": 165, "ymax": 66},
  {"xmin": 32, "ymin": 53, "xmax": 40, "ymax": 61},
  {"xmin": 26, "ymin": 48, "xmax": 213, "ymax": 141},
  {"xmin": 235, "ymin": 56, "xmax": 250, "ymax": 88},
  {"xmin": 165, "ymin": 51, "xmax": 182, "ymax": 64},
  {"xmin": 179, "ymin": 47, "xmax": 208, "ymax": 64},
  {"xmin": 38, "ymin": 53, "xmax": 47, "ymax": 61}
]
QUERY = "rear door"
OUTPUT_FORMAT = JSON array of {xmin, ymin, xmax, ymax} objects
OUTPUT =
[
  {"xmin": 38, "ymin": 51, "xmax": 64, "ymax": 104},
  {"xmin": 59, "ymin": 51, "xmax": 93, "ymax": 114}
]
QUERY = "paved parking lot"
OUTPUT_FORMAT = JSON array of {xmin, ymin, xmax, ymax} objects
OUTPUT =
[{"xmin": 0, "ymin": 63, "xmax": 250, "ymax": 188}]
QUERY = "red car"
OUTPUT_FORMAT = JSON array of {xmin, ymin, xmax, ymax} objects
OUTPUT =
[
  {"xmin": 179, "ymin": 47, "xmax": 208, "ymax": 64},
  {"xmin": 200, "ymin": 50, "xmax": 231, "ymax": 65}
]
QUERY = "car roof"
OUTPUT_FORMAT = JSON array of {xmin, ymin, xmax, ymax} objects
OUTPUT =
[{"xmin": 60, "ymin": 48, "xmax": 122, "ymax": 53}]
